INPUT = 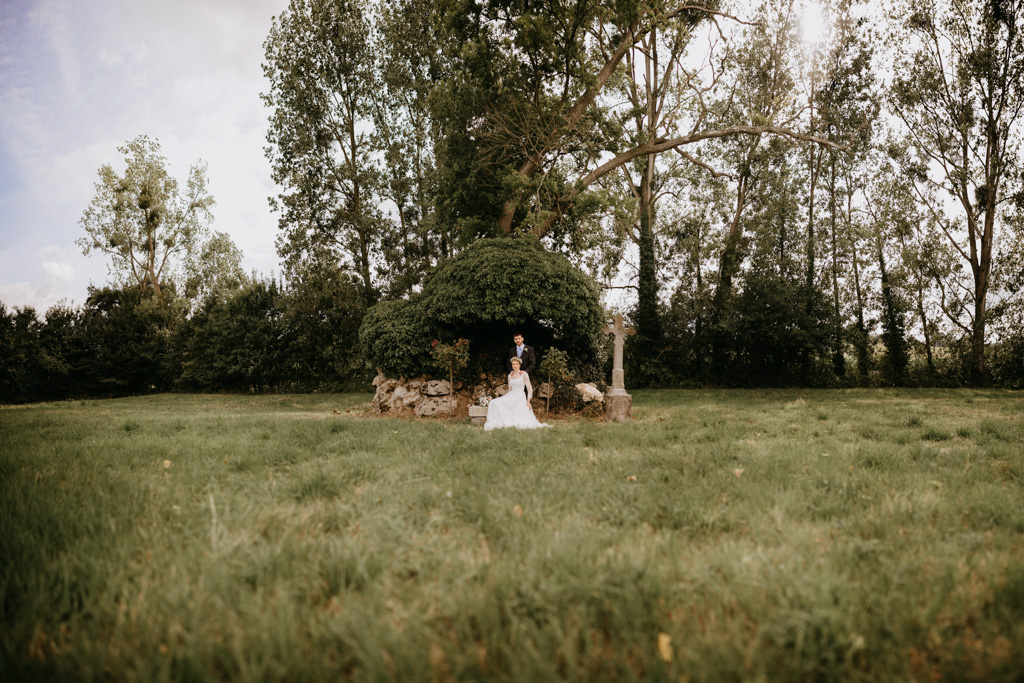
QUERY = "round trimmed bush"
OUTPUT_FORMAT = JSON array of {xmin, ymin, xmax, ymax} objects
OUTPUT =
[{"xmin": 359, "ymin": 238, "xmax": 603, "ymax": 376}]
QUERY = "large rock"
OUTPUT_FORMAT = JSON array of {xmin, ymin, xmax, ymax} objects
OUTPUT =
[
  {"xmin": 414, "ymin": 396, "xmax": 456, "ymax": 417},
  {"xmin": 387, "ymin": 385, "xmax": 422, "ymax": 411},
  {"xmin": 493, "ymin": 383, "xmax": 509, "ymax": 397},
  {"xmin": 372, "ymin": 380, "xmax": 397, "ymax": 410},
  {"xmin": 421, "ymin": 380, "xmax": 451, "ymax": 396},
  {"xmin": 372, "ymin": 371, "xmax": 388, "ymax": 387},
  {"xmin": 575, "ymin": 383, "xmax": 604, "ymax": 404},
  {"xmin": 378, "ymin": 379, "xmax": 399, "ymax": 394},
  {"xmin": 538, "ymin": 382, "xmax": 554, "ymax": 399}
]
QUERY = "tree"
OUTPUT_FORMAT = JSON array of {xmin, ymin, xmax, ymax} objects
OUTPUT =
[
  {"xmin": 183, "ymin": 231, "xmax": 248, "ymax": 306},
  {"xmin": 263, "ymin": 0, "xmax": 384, "ymax": 303},
  {"xmin": 75, "ymin": 286, "xmax": 182, "ymax": 395},
  {"xmin": 178, "ymin": 279, "xmax": 286, "ymax": 392},
  {"xmin": 374, "ymin": 0, "xmax": 448, "ymax": 293},
  {"xmin": 77, "ymin": 136, "xmax": 222, "ymax": 302},
  {"xmin": 430, "ymin": 338, "xmax": 470, "ymax": 415},
  {"xmin": 279, "ymin": 263, "xmax": 370, "ymax": 389},
  {"xmin": 888, "ymin": 0, "xmax": 1024, "ymax": 381},
  {"xmin": 605, "ymin": 12, "xmax": 698, "ymax": 384}
]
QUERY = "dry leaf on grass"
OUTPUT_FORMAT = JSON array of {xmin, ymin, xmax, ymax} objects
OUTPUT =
[{"xmin": 658, "ymin": 632, "xmax": 672, "ymax": 662}]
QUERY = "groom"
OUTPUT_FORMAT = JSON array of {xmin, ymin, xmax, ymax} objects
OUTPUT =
[{"xmin": 506, "ymin": 332, "xmax": 537, "ymax": 375}]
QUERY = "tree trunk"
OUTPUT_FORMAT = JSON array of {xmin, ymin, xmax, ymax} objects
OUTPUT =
[
  {"xmin": 710, "ymin": 169, "xmax": 750, "ymax": 376},
  {"xmin": 801, "ymin": 138, "xmax": 819, "ymax": 382},
  {"xmin": 828, "ymin": 156, "xmax": 844, "ymax": 378},
  {"xmin": 635, "ymin": 164, "xmax": 661, "ymax": 371}
]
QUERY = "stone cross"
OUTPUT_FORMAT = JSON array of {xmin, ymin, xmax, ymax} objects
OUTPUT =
[{"xmin": 602, "ymin": 312, "xmax": 635, "ymax": 396}]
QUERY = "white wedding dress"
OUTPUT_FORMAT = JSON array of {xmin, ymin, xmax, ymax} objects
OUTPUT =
[{"xmin": 484, "ymin": 372, "xmax": 549, "ymax": 430}]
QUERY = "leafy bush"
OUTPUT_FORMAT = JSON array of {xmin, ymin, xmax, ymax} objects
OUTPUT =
[
  {"xmin": 538, "ymin": 347, "xmax": 574, "ymax": 412},
  {"xmin": 76, "ymin": 287, "xmax": 184, "ymax": 395},
  {"xmin": 359, "ymin": 297, "xmax": 433, "ymax": 377},
  {"xmin": 549, "ymin": 382, "xmax": 583, "ymax": 412},
  {"xmin": 178, "ymin": 279, "xmax": 286, "ymax": 392},
  {"xmin": 360, "ymin": 238, "xmax": 603, "ymax": 377},
  {"xmin": 990, "ymin": 332, "xmax": 1024, "ymax": 389},
  {"xmin": 279, "ymin": 266, "xmax": 369, "ymax": 390}
]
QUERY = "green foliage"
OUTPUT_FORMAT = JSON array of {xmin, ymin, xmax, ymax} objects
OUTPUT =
[
  {"xmin": 361, "ymin": 238, "xmax": 603, "ymax": 377},
  {"xmin": 0, "ymin": 303, "xmax": 46, "ymax": 403},
  {"xmin": 75, "ymin": 286, "xmax": 184, "ymax": 395},
  {"xmin": 420, "ymin": 238, "xmax": 603, "ymax": 365},
  {"xmin": 77, "ymin": 135, "xmax": 236, "ymax": 304},
  {"xmin": 179, "ymin": 279, "xmax": 286, "ymax": 392},
  {"xmin": 665, "ymin": 270, "xmax": 834, "ymax": 388},
  {"xmin": 278, "ymin": 266, "xmax": 370, "ymax": 390},
  {"xmin": 263, "ymin": 0, "xmax": 387, "ymax": 298},
  {"xmin": 538, "ymin": 346, "xmax": 573, "ymax": 412},
  {"xmin": 990, "ymin": 332, "xmax": 1024, "ymax": 389},
  {"xmin": 888, "ymin": 0, "xmax": 1024, "ymax": 379},
  {"xmin": 537, "ymin": 347, "xmax": 571, "ymax": 384},
  {"xmin": 429, "ymin": 338, "xmax": 470, "ymax": 379},
  {"xmin": 358, "ymin": 297, "xmax": 432, "ymax": 376}
]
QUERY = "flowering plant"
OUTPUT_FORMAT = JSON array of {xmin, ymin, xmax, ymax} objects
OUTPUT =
[{"xmin": 477, "ymin": 396, "xmax": 492, "ymax": 407}]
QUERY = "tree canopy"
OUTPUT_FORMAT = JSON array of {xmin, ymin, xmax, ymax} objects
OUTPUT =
[{"xmin": 77, "ymin": 135, "xmax": 244, "ymax": 306}]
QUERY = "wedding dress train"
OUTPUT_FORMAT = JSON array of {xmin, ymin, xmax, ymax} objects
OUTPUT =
[{"xmin": 484, "ymin": 373, "xmax": 549, "ymax": 430}]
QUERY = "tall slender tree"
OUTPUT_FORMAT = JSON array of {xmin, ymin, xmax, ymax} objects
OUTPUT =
[
  {"xmin": 263, "ymin": 0, "xmax": 383, "ymax": 302},
  {"xmin": 888, "ymin": 0, "xmax": 1024, "ymax": 381}
]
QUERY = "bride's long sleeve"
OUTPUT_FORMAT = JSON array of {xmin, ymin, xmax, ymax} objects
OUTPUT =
[{"xmin": 524, "ymin": 373, "xmax": 533, "ymax": 401}]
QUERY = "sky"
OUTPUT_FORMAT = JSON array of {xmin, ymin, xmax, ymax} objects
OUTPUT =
[{"xmin": 0, "ymin": 0, "xmax": 289, "ymax": 312}]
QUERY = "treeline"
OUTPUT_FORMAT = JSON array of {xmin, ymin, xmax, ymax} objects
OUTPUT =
[
  {"xmin": 0, "ymin": 269, "xmax": 371, "ymax": 404},
  {"xmin": 3, "ymin": 262, "xmax": 1022, "ymax": 406}
]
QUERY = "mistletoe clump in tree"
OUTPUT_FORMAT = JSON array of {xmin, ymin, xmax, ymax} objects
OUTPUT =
[{"xmin": 77, "ymin": 135, "xmax": 244, "ymax": 306}]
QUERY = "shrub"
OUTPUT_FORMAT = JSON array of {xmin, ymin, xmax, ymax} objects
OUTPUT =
[
  {"xmin": 431, "ymin": 338, "xmax": 470, "ymax": 414},
  {"xmin": 359, "ymin": 297, "xmax": 433, "ymax": 377},
  {"xmin": 178, "ymin": 280, "xmax": 285, "ymax": 392},
  {"xmin": 360, "ymin": 238, "xmax": 603, "ymax": 377},
  {"xmin": 990, "ymin": 332, "xmax": 1024, "ymax": 389}
]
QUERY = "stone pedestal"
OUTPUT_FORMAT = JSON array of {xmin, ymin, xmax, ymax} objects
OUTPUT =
[
  {"xmin": 468, "ymin": 405, "xmax": 488, "ymax": 426},
  {"xmin": 604, "ymin": 392, "xmax": 632, "ymax": 423}
]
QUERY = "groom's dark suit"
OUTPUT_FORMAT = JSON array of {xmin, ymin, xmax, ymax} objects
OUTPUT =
[{"xmin": 507, "ymin": 344, "xmax": 537, "ymax": 374}]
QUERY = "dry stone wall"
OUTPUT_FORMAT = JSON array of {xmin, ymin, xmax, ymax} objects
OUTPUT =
[{"xmin": 371, "ymin": 371, "xmax": 603, "ymax": 417}]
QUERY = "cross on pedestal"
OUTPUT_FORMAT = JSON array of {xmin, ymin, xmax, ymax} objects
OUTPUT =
[{"xmin": 602, "ymin": 312, "xmax": 635, "ymax": 397}]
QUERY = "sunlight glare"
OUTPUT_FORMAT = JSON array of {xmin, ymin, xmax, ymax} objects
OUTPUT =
[{"xmin": 801, "ymin": 0, "xmax": 829, "ymax": 43}]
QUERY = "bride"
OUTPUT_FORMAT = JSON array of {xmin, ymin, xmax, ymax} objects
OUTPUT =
[{"xmin": 484, "ymin": 356, "xmax": 549, "ymax": 430}]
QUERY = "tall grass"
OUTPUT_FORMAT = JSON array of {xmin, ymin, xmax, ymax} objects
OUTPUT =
[{"xmin": 2, "ymin": 390, "xmax": 1023, "ymax": 681}]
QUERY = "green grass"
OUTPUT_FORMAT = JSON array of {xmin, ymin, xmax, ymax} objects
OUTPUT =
[{"xmin": 2, "ymin": 389, "xmax": 1023, "ymax": 681}]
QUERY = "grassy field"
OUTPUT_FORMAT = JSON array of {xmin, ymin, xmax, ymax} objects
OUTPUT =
[{"xmin": 1, "ymin": 389, "xmax": 1023, "ymax": 682}]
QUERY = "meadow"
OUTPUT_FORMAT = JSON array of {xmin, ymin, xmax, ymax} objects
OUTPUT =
[{"xmin": 1, "ymin": 389, "xmax": 1023, "ymax": 682}]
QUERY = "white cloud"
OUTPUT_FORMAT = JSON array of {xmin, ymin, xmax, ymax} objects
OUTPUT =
[
  {"xmin": 0, "ymin": 0, "xmax": 289, "ymax": 310},
  {"xmin": 41, "ymin": 260, "xmax": 75, "ymax": 284},
  {"xmin": 0, "ymin": 282, "xmax": 40, "ymax": 311}
]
